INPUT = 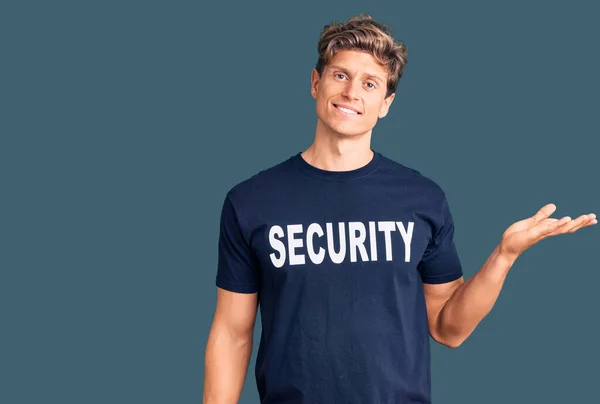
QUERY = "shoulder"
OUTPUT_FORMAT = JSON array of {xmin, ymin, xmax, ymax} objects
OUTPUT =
[
  {"xmin": 378, "ymin": 153, "xmax": 447, "ymax": 201},
  {"xmin": 224, "ymin": 153, "xmax": 297, "ymax": 207}
]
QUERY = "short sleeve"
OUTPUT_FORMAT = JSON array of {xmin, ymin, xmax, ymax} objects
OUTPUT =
[
  {"xmin": 417, "ymin": 195, "xmax": 463, "ymax": 284},
  {"xmin": 215, "ymin": 193, "xmax": 260, "ymax": 293}
]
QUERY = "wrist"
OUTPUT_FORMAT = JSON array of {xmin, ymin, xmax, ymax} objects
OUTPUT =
[{"xmin": 496, "ymin": 243, "xmax": 519, "ymax": 265}]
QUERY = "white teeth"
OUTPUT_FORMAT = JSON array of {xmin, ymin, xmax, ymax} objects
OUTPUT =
[{"xmin": 336, "ymin": 105, "xmax": 358, "ymax": 115}]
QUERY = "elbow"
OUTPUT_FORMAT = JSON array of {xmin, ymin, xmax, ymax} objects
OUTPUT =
[
  {"xmin": 206, "ymin": 322, "xmax": 254, "ymax": 353},
  {"xmin": 441, "ymin": 338, "xmax": 463, "ymax": 349},
  {"xmin": 434, "ymin": 335, "xmax": 464, "ymax": 349},
  {"xmin": 430, "ymin": 329, "xmax": 465, "ymax": 349}
]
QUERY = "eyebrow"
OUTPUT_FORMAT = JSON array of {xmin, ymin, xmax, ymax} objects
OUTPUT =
[{"xmin": 328, "ymin": 65, "xmax": 385, "ymax": 84}]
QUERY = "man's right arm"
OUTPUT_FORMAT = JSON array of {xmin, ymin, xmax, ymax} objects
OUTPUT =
[{"xmin": 203, "ymin": 287, "xmax": 258, "ymax": 404}]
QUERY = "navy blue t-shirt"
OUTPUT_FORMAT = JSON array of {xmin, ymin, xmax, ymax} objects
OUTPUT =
[{"xmin": 216, "ymin": 150, "xmax": 463, "ymax": 404}]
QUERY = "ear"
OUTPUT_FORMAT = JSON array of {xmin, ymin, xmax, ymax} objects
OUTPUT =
[
  {"xmin": 311, "ymin": 69, "xmax": 321, "ymax": 100},
  {"xmin": 378, "ymin": 93, "xmax": 395, "ymax": 118}
]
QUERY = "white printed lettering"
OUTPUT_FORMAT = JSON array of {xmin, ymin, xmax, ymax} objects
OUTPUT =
[
  {"xmin": 267, "ymin": 220, "xmax": 415, "ymax": 266},
  {"xmin": 269, "ymin": 225, "xmax": 286, "ymax": 268},
  {"xmin": 287, "ymin": 224, "xmax": 305, "ymax": 265}
]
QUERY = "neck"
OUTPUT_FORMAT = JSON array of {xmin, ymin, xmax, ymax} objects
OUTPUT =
[{"xmin": 302, "ymin": 121, "xmax": 374, "ymax": 171}]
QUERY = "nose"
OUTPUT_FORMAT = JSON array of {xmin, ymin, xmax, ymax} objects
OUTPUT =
[{"xmin": 342, "ymin": 78, "xmax": 360, "ymax": 100}]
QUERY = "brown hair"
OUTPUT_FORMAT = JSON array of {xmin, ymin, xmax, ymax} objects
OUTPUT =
[{"xmin": 315, "ymin": 14, "xmax": 407, "ymax": 98}]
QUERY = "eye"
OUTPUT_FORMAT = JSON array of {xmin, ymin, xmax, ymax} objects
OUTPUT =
[
  {"xmin": 366, "ymin": 82, "xmax": 376, "ymax": 89},
  {"xmin": 335, "ymin": 73, "xmax": 346, "ymax": 80}
]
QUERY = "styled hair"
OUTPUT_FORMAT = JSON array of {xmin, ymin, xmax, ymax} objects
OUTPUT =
[{"xmin": 315, "ymin": 14, "xmax": 407, "ymax": 98}]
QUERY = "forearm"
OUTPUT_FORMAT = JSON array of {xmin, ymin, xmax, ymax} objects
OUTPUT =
[
  {"xmin": 203, "ymin": 326, "xmax": 253, "ymax": 404},
  {"xmin": 437, "ymin": 244, "xmax": 517, "ymax": 347}
]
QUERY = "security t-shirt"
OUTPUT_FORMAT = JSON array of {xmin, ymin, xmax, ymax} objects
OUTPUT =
[{"xmin": 216, "ymin": 150, "xmax": 463, "ymax": 404}]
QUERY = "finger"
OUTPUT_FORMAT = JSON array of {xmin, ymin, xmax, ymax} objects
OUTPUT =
[
  {"xmin": 533, "ymin": 215, "xmax": 564, "ymax": 232},
  {"xmin": 567, "ymin": 213, "xmax": 597, "ymax": 233},
  {"xmin": 534, "ymin": 215, "xmax": 571, "ymax": 238},
  {"xmin": 546, "ymin": 213, "xmax": 596, "ymax": 236},
  {"xmin": 531, "ymin": 203, "xmax": 557, "ymax": 224},
  {"xmin": 540, "ymin": 218, "xmax": 559, "ymax": 234},
  {"xmin": 556, "ymin": 215, "xmax": 587, "ymax": 234}
]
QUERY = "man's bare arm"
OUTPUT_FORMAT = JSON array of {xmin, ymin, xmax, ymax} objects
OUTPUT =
[
  {"xmin": 425, "ymin": 205, "xmax": 595, "ymax": 348},
  {"xmin": 203, "ymin": 287, "xmax": 258, "ymax": 404},
  {"xmin": 424, "ymin": 245, "xmax": 513, "ymax": 348}
]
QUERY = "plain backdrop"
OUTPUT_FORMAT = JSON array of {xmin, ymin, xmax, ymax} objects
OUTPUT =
[{"xmin": 1, "ymin": 1, "xmax": 598, "ymax": 403}]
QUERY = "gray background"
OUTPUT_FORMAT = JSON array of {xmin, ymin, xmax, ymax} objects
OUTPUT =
[{"xmin": 1, "ymin": 0, "xmax": 598, "ymax": 403}]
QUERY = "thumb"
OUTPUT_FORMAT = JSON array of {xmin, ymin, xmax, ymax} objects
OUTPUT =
[{"xmin": 531, "ymin": 203, "xmax": 557, "ymax": 224}]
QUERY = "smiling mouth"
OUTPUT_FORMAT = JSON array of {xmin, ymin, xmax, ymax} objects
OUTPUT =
[{"xmin": 333, "ymin": 104, "xmax": 361, "ymax": 115}]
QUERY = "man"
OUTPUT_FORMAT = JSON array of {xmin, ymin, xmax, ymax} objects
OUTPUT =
[{"xmin": 203, "ymin": 14, "xmax": 596, "ymax": 404}]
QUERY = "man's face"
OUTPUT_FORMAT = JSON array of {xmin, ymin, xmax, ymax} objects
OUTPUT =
[{"xmin": 311, "ymin": 50, "xmax": 395, "ymax": 138}]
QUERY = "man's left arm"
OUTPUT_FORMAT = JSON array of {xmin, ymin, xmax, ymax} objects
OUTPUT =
[
  {"xmin": 424, "ymin": 245, "xmax": 513, "ymax": 348},
  {"xmin": 425, "ymin": 204, "xmax": 596, "ymax": 348}
]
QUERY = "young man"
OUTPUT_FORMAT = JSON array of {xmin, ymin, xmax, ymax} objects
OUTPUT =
[{"xmin": 203, "ymin": 14, "xmax": 596, "ymax": 404}]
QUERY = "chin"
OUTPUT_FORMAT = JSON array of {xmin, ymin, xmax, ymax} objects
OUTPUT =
[
  {"xmin": 330, "ymin": 122, "xmax": 370, "ymax": 138},
  {"xmin": 317, "ymin": 114, "xmax": 371, "ymax": 138}
]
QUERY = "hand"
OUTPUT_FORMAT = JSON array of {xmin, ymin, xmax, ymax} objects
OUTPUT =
[{"xmin": 498, "ymin": 203, "xmax": 597, "ymax": 261}]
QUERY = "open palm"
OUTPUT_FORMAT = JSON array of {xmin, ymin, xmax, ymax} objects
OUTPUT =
[{"xmin": 499, "ymin": 203, "xmax": 597, "ymax": 260}]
